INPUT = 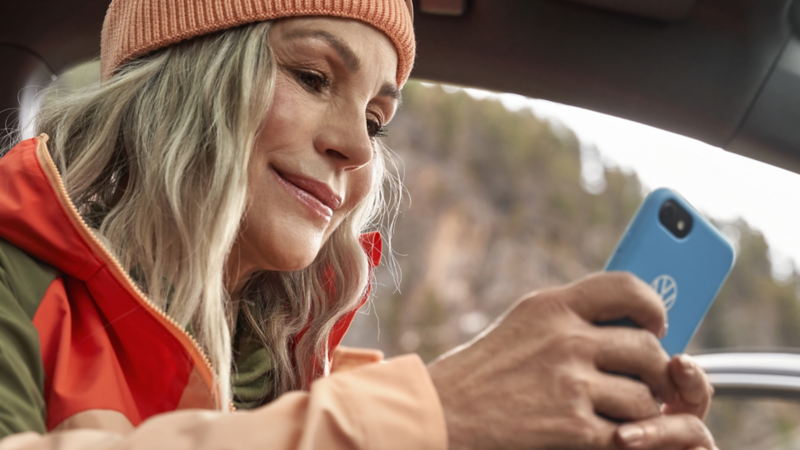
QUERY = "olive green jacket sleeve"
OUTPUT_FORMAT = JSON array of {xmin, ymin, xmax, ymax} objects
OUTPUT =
[{"xmin": 0, "ymin": 239, "xmax": 59, "ymax": 438}]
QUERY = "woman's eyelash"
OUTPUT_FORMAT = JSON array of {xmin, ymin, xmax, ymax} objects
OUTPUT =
[
  {"xmin": 291, "ymin": 68, "xmax": 387, "ymax": 138},
  {"xmin": 294, "ymin": 70, "xmax": 330, "ymax": 91},
  {"xmin": 367, "ymin": 119, "xmax": 387, "ymax": 138}
]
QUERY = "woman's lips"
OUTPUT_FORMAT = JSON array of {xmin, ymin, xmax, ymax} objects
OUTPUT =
[{"xmin": 273, "ymin": 168, "xmax": 342, "ymax": 221}]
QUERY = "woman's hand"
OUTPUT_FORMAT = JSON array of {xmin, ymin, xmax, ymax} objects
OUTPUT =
[
  {"xmin": 427, "ymin": 272, "xmax": 717, "ymax": 449},
  {"xmin": 609, "ymin": 354, "xmax": 718, "ymax": 450},
  {"xmin": 663, "ymin": 354, "xmax": 714, "ymax": 418},
  {"xmin": 616, "ymin": 414, "xmax": 717, "ymax": 450},
  {"xmin": 613, "ymin": 346, "xmax": 718, "ymax": 450}
]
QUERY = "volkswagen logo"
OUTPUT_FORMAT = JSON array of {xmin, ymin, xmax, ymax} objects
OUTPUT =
[{"xmin": 651, "ymin": 274, "xmax": 678, "ymax": 311}]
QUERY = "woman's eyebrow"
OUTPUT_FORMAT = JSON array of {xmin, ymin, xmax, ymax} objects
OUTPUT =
[
  {"xmin": 378, "ymin": 83, "xmax": 403, "ymax": 104},
  {"xmin": 283, "ymin": 29, "xmax": 361, "ymax": 73}
]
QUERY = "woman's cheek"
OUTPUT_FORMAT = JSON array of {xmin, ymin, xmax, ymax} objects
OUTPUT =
[
  {"xmin": 327, "ymin": 163, "xmax": 375, "ymax": 233},
  {"xmin": 351, "ymin": 161, "xmax": 376, "ymax": 208}
]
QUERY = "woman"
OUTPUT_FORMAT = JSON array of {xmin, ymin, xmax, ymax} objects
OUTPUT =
[{"xmin": 0, "ymin": 0, "xmax": 717, "ymax": 448}]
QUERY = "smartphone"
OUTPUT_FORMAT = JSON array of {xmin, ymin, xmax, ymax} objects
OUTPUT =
[{"xmin": 604, "ymin": 188, "xmax": 736, "ymax": 356}]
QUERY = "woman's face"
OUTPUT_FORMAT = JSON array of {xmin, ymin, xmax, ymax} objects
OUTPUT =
[{"xmin": 229, "ymin": 17, "xmax": 400, "ymax": 283}]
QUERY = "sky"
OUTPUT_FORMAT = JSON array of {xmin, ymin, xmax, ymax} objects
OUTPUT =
[{"xmin": 434, "ymin": 84, "xmax": 800, "ymax": 280}]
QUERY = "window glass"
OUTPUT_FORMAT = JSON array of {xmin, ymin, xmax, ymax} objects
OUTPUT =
[
  {"xmin": 343, "ymin": 80, "xmax": 800, "ymax": 357},
  {"xmin": 20, "ymin": 60, "xmax": 100, "ymax": 140},
  {"xmin": 52, "ymin": 60, "xmax": 101, "ymax": 90}
]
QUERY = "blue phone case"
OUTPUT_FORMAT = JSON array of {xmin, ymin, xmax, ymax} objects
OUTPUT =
[{"xmin": 604, "ymin": 188, "xmax": 736, "ymax": 356}]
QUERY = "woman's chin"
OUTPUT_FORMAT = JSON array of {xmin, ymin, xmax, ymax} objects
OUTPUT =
[
  {"xmin": 237, "ymin": 221, "xmax": 328, "ymax": 273},
  {"xmin": 265, "ymin": 244, "xmax": 322, "ymax": 273},
  {"xmin": 274, "ymin": 256, "xmax": 317, "ymax": 273}
]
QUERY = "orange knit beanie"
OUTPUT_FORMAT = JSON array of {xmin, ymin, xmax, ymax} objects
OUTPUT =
[{"xmin": 100, "ymin": 0, "xmax": 415, "ymax": 86}]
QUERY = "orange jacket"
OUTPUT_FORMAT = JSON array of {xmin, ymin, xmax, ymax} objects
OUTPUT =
[{"xmin": 0, "ymin": 135, "xmax": 447, "ymax": 449}]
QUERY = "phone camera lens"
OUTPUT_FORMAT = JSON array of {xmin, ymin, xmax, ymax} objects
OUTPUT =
[
  {"xmin": 659, "ymin": 199, "xmax": 693, "ymax": 238},
  {"xmin": 662, "ymin": 204, "xmax": 675, "ymax": 219}
]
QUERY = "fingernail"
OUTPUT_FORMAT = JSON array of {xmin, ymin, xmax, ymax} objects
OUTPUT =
[
  {"xmin": 659, "ymin": 322, "xmax": 668, "ymax": 339},
  {"xmin": 680, "ymin": 354, "xmax": 695, "ymax": 376},
  {"xmin": 618, "ymin": 424, "xmax": 645, "ymax": 447}
]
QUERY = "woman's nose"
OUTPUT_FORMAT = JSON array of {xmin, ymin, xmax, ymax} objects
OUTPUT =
[{"xmin": 316, "ymin": 109, "xmax": 374, "ymax": 171}]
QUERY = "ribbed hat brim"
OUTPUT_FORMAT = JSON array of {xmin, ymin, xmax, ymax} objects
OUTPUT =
[{"xmin": 101, "ymin": 0, "xmax": 415, "ymax": 86}]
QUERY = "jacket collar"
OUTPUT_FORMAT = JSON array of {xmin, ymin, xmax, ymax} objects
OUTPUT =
[{"xmin": 0, "ymin": 136, "xmax": 109, "ymax": 280}]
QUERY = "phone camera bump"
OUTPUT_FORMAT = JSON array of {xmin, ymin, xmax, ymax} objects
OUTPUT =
[
  {"xmin": 661, "ymin": 203, "xmax": 675, "ymax": 218},
  {"xmin": 659, "ymin": 200, "xmax": 693, "ymax": 238}
]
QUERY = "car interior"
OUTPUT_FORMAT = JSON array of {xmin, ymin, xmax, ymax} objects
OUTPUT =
[
  {"xmin": 5, "ymin": 0, "xmax": 800, "ymax": 170},
  {"xmin": 2, "ymin": 0, "xmax": 800, "ymax": 447}
]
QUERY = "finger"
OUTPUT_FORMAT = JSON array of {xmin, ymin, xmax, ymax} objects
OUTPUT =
[
  {"xmin": 593, "ymin": 326, "xmax": 676, "ymax": 404},
  {"xmin": 593, "ymin": 420, "xmax": 622, "ymax": 450},
  {"xmin": 564, "ymin": 272, "xmax": 667, "ymax": 338},
  {"xmin": 615, "ymin": 414, "xmax": 715, "ymax": 450},
  {"xmin": 591, "ymin": 372, "xmax": 661, "ymax": 422},
  {"xmin": 577, "ymin": 414, "xmax": 629, "ymax": 450},
  {"xmin": 662, "ymin": 354, "xmax": 713, "ymax": 418}
]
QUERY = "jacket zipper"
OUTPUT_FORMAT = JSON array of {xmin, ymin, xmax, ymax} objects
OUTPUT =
[{"xmin": 37, "ymin": 138, "xmax": 229, "ymax": 411}]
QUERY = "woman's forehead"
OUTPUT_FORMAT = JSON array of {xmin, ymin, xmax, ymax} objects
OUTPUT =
[
  {"xmin": 273, "ymin": 17, "xmax": 398, "ymax": 59},
  {"xmin": 272, "ymin": 17, "xmax": 399, "ymax": 89}
]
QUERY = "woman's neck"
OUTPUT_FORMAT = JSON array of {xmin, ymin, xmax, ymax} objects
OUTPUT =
[{"xmin": 225, "ymin": 242, "xmax": 258, "ymax": 303}]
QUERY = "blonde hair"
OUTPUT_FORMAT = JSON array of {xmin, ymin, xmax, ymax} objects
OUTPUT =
[{"xmin": 33, "ymin": 21, "xmax": 398, "ymax": 407}]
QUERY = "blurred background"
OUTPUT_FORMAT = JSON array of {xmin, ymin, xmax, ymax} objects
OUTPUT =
[{"xmin": 339, "ymin": 81, "xmax": 800, "ymax": 450}]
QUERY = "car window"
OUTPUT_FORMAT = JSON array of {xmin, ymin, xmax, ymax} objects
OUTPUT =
[
  {"xmin": 19, "ymin": 60, "xmax": 100, "ymax": 141},
  {"xmin": 342, "ymin": 80, "xmax": 800, "ymax": 357}
]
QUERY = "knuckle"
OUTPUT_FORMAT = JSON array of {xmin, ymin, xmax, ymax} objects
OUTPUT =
[
  {"xmin": 553, "ymin": 369, "xmax": 594, "ymax": 407},
  {"xmin": 579, "ymin": 427, "xmax": 604, "ymax": 447},
  {"xmin": 519, "ymin": 290, "xmax": 565, "ymax": 315},
  {"xmin": 621, "ymin": 328, "xmax": 663, "ymax": 362},
  {"xmin": 612, "ymin": 271, "xmax": 644, "ymax": 293},
  {"xmin": 634, "ymin": 328, "xmax": 663, "ymax": 353},
  {"xmin": 572, "ymin": 414, "xmax": 607, "ymax": 447},
  {"xmin": 556, "ymin": 329, "xmax": 597, "ymax": 358},
  {"xmin": 615, "ymin": 271, "xmax": 661, "ymax": 307},
  {"xmin": 574, "ymin": 271, "xmax": 604, "ymax": 287},
  {"xmin": 630, "ymin": 384, "xmax": 658, "ymax": 415},
  {"xmin": 687, "ymin": 415, "xmax": 708, "ymax": 437},
  {"xmin": 568, "ymin": 372, "xmax": 593, "ymax": 395},
  {"xmin": 569, "ymin": 273, "xmax": 604, "ymax": 297},
  {"xmin": 523, "ymin": 291, "xmax": 586, "ymax": 329},
  {"xmin": 514, "ymin": 295, "xmax": 537, "ymax": 316}
]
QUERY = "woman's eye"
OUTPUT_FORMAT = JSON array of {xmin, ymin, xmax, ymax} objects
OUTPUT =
[
  {"xmin": 295, "ymin": 71, "xmax": 328, "ymax": 92},
  {"xmin": 367, "ymin": 119, "xmax": 387, "ymax": 138}
]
